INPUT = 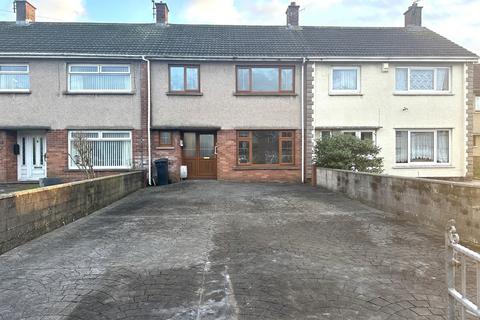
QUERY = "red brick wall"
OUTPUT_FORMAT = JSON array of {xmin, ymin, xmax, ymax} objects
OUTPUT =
[
  {"xmin": 217, "ymin": 130, "xmax": 302, "ymax": 183},
  {"xmin": 148, "ymin": 129, "xmax": 302, "ymax": 183},
  {"xmin": 151, "ymin": 130, "xmax": 182, "ymax": 183},
  {"xmin": 0, "ymin": 130, "xmax": 18, "ymax": 182}
]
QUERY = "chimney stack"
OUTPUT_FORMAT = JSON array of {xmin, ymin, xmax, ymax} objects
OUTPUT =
[
  {"xmin": 404, "ymin": 2, "xmax": 422, "ymax": 27},
  {"xmin": 155, "ymin": 2, "xmax": 169, "ymax": 25},
  {"xmin": 14, "ymin": 0, "xmax": 36, "ymax": 24},
  {"xmin": 286, "ymin": 2, "xmax": 300, "ymax": 27}
]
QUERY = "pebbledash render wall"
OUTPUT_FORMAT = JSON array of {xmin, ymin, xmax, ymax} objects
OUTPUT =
[
  {"xmin": 0, "ymin": 171, "xmax": 144, "ymax": 254},
  {"xmin": 0, "ymin": 59, "xmax": 150, "ymax": 183}
]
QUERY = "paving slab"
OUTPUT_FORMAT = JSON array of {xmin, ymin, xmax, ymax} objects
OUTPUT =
[{"xmin": 0, "ymin": 181, "xmax": 471, "ymax": 319}]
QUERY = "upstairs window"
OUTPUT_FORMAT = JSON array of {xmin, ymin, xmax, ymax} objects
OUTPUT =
[
  {"xmin": 236, "ymin": 66, "xmax": 294, "ymax": 94},
  {"xmin": 476, "ymin": 96, "xmax": 480, "ymax": 111},
  {"xmin": 0, "ymin": 64, "xmax": 30, "ymax": 91},
  {"xmin": 169, "ymin": 65, "xmax": 200, "ymax": 92},
  {"xmin": 68, "ymin": 64, "xmax": 131, "ymax": 93},
  {"xmin": 330, "ymin": 67, "xmax": 360, "ymax": 94},
  {"xmin": 395, "ymin": 67, "xmax": 450, "ymax": 93}
]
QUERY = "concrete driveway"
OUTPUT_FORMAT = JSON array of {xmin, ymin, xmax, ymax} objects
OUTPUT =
[{"xmin": 0, "ymin": 181, "xmax": 449, "ymax": 319}]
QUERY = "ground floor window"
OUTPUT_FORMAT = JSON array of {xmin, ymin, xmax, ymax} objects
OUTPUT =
[
  {"xmin": 319, "ymin": 130, "xmax": 375, "ymax": 142},
  {"xmin": 68, "ymin": 131, "xmax": 132, "ymax": 169},
  {"xmin": 237, "ymin": 130, "xmax": 294, "ymax": 165},
  {"xmin": 395, "ymin": 129, "xmax": 450, "ymax": 165},
  {"xmin": 474, "ymin": 135, "xmax": 480, "ymax": 147},
  {"xmin": 159, "ymin": 131, "xmax": 173, "ymax": 147}
]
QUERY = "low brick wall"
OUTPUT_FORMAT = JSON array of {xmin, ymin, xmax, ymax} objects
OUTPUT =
[
  {"xmin": 0, "ymin": 171, "xmax": 144, "ymax": 254},
  {"xmin": 315, "ymin": 167, "xmax": 480, "ymax": 244}
]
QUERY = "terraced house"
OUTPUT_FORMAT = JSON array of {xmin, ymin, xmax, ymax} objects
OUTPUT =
[{"xmin": 0, "ymin": 0, "xmax": 477, "ymax": 184}]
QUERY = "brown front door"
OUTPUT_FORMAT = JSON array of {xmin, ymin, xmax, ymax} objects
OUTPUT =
[{"xmin": 182, "ymin": 132, "xmax": 217, "ymax": 179}]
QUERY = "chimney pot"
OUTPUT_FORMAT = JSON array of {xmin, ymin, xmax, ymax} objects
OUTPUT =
[
  {"xmin": 155, "ymin": 2, "xmax": 169, "ymax": 25},
  {"xmin": 404, "ymin": 2, "xmax": 422, "ymax": 27},
  {"xmin": 15, "ymin": 0, "xmax": 36, "ymax": 24},
  {"xmin": 286, "ymin": 2, "xmax": 300, "ymax": 27}
]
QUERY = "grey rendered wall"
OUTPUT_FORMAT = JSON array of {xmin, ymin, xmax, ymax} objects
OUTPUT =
[
  {"xmin": 151, "ymin": 62, "xmax": 302, "ymax": 129},
  {"xmin": 0, "ymin": 59, "xmax": 142, "ymax": 130},
  {"xmin": 316, "ymin": 167, "xmax": 480, "ymax": 245}
]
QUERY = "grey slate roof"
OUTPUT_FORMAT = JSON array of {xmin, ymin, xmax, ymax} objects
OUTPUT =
[{"xmin": 0, "ymin": 22, "xmax": 476, "ymax": 58}]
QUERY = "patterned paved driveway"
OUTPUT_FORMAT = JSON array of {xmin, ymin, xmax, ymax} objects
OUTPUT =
[{"xmin": 0, "ymin": 181, "xmax": 452, "ymax": 319}]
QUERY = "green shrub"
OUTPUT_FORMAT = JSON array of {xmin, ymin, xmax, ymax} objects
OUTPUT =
[{"xmin": 314, "ymin": 134, "xmax": 383, "ymax": 173}]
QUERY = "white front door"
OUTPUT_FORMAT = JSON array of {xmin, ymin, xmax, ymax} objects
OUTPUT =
[{"xmin": 17, "ymin": 132, "xmax": 47, "ymax": 181}]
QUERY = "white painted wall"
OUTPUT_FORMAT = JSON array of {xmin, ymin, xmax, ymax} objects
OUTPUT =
[{"xmin": 313, "ymin": 62, "xmax": 467, "ymax": 177}]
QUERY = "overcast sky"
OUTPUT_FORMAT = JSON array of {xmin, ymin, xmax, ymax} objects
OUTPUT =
[{"xmin": 0, "ymin": 0, "xmax": 478, "ymax": 55}]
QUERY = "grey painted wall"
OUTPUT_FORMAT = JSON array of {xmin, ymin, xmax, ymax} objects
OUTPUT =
[
  {"xmin": 151, "ymin": 62, "xmax": 302, "ymax": 129},
  {"xmin": 0, "ymin": 59, "xmax": 142, "ymax": 130},
  {"xmin": 0, "ymin": 171, "xmax": 144, "ymax": 254},
  {"xmin": 315, "ymin": 167, "xmax": 480, "ymax": 245}
]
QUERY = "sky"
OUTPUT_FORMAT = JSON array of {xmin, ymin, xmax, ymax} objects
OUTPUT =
[{"xmin": 0, "ymin": 0, "xmax": 479, "ymax": 55}]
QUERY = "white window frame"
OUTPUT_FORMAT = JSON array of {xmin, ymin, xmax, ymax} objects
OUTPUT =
[
  {"xmin": 394, "ymin": 67, "xmax": 452, "ymax": 94},
  {"xmin": 68, "ymin": 130, "xmax": 133, "ymax": 170},
  {"xmin": 67, "ymin": 64, "xmax": 132, "ymax": 93},
  {"xmin": 0, "ymin": 64, "xmax": 30, "ymax": 92},
  {"xmin": 475, "ymin": 96, "xmax": 480, "ymax": 112},
  {"xmin": 395, "ymin": 129, "xmax": 452, "ymax": 166},
  {"xmin": 342, "ymin": 130, "xmax": 376, "ymax": 143},
  {"xmin": 329, "ymin": 66, "xmax": 361, "ymax": 95}
]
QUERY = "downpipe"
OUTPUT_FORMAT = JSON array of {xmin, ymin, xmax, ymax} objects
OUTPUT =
[
  {"xmin": 141, "ymin": 56, "xmax": 152, "ymax": 185},
  {"xmin": 301, "ymin": 57, "xmax": 306, "ymax": 183}
]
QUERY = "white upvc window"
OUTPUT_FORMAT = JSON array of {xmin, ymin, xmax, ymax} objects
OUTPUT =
[
  {"xmin": 0, "ymin": 64, "xmax": 30, "ymax": 92},
  {"xmin": 395, "ymin": 67, "xmax": 451, "ymax": 93},
  {"xmin": 68, "ymin": 131, "xmax": 132, "ymax": 169},
  {"xmin": 475, "ymin": 96, "xmax": 480, "ymax": 112},
  {"xmin": 68, "ymin": 64, "xmax": 131, "ymax": 93},
  {"xmin": 342, "ymin": 130, "xmax": 375, "ymax": 142},
  {"xmin": 320, "ymin": 130, "xmax": 375, "ymax": 143},
  {"xmin": 330, "ymin": 66, "xmax": 361, "ymax": 94},
  {"xmin": 395, "ymin": 129, "xmax": 451, "ymax": 166}
]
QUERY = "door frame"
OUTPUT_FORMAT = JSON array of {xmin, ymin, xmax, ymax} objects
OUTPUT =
[
  {"xmin": 17, "ymin": 131, "xmax": 48, "ymax": 182},
  {"xmin": 182, "ymin": 131, "xmax": 217, "ymax": 179}
]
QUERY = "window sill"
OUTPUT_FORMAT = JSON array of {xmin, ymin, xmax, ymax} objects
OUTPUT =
[
  {"xmin": 233, "ymin": 165, "xmax": 300, "ymax": 171},
  {"xmin": 166, "ymin": 92, "xmax": 203, "ymax": 96},
  {"xmin": 233, "ymin": 92, "xmax": 297, "ymax": 97},
  {"xmin": 393, "ymin": 92, "xmax": 454, "ymax": 96},
  {"xmin": 392, "ymin": 165, "xmax": 454, "ymax": 169},
  {"xmin": 63, "ymin": 91, "xmax": 135, "ymax": 96},
  {"xmin": 156, "ymin": 146, "xmax": 175, "ymax": 150},
  {"xmin": 67, "ymin": 168, "xmax": 133, "ymax": 172},
  {"xmin": 0, "ymin": 90, "xmax": 31, "ymax": 94},
  {"xmin": 328, "ymin": 92, "xmax": 363, "ymax": 96}
]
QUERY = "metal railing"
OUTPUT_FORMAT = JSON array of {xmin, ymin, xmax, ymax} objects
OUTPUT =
[{"xmin": 446, "ymin": 220, "xmax": 480, "ymax": 319}]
